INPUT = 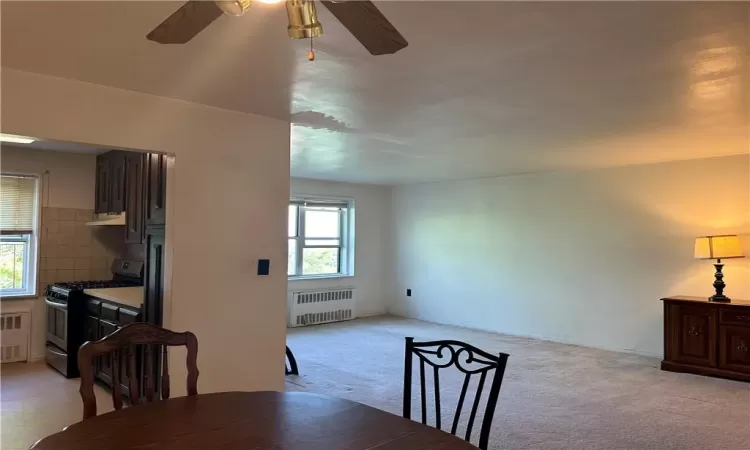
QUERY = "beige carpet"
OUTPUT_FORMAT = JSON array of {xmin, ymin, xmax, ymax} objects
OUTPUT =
[{"xmin": 285, "ymin": 315, "xmax": 750, "ymax": 450}]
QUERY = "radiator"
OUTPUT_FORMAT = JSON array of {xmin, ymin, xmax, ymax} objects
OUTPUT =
[
  {"xmin": 1, "ymin": 312, "xmax": 30, "ymax": 363},
  {"xmin": 288, "ymin": 287, "xmax": 356, "ymax": 327}
]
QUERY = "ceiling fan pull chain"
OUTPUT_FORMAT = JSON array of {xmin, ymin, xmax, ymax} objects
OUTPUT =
[{"xmin": 308, "ymin": 35, "xmax": 315, "ymax": 61}]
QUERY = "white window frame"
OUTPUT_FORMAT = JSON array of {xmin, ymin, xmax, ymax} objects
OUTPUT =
[
  {"xmin": 288, "ymin": 197, "xmax": 354, "ymax": 280},
  {"xmin": 0, "ymin": 173, "xmax": 40, "ymax": 298},
  {"xmin": 0, "ymin": 234, "xmax": 33, "ymax": 296}
]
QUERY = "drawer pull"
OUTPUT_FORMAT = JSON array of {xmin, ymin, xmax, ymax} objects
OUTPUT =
[
  {"xmin": 735, "ymin": 315, "xmax": 750, "ymax": 322},
  {"xmin": 688, "ymin": 326, "xmax": 701, "ymax": 337},
  {"xmin": 738, "ymin": 342, "xmax": 748, "ymax": 353}
]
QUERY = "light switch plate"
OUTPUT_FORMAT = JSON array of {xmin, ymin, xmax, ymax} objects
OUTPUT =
[{"xmin": 258, "ymin": 259, "xmax": 270, "ymax": 276}]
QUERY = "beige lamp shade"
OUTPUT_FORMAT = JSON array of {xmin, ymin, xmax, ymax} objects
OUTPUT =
[{"xmin": 694, "ymin": 235, "xmax": 745, "ymax": 260}]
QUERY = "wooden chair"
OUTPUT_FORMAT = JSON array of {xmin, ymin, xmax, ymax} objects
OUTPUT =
[
  {"xmin": 403, "ymin": 337, "xmax": 509, "ymax": 450},
  {"xmin": 77, "ymin": 323, "xmax": 199, "ymax": 420},
  {"xmin": 285, "ymin": 346, "xmax": 299, "ymax": 375}
]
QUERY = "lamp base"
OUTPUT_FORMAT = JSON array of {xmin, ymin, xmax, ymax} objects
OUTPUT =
[
  {"xmin": 709, "ymin": 294, "xmax": 731, "ymax": 303},
  {"xmin": 709, "ymin": 261, "xmax": 730, "ymax": 303}
]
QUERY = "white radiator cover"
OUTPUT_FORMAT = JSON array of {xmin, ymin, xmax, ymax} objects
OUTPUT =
[
  {"xmin": 1, "ymin": 312, "xmax": 30, "ymax": 363},
  {"xmin": 288, "ymin": 287, "xmax": 356, "ymax": 327}
]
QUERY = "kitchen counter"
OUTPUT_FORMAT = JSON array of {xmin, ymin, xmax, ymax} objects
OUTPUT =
[{"xmin": 84, "ymin": 286, "xmax": 144, "ymax": 309}]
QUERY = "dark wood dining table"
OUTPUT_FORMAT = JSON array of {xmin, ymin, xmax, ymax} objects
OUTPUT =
[{"xmin": 31, "ymin": 391, "xmax": 478, "ymax": 449}]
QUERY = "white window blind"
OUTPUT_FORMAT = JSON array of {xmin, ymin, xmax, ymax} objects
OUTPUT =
[{"xmin": 1, "ymin": 175, "xmax": 37, "ymax": 235}]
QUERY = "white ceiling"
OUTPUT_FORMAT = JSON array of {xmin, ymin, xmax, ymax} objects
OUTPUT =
[{"xmin": 2, "ymin": 1, "xmax": 748, "ymax": 185}]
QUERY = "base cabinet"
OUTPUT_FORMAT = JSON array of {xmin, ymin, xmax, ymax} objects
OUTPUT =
[
  {"xmin": 662, "ymin": 296, "xmax": 750, "ymax": 382},
  {"xmin": 96, "ymin": 320, "xmax": 118, "ymax": 386},
  {"xmin": 719, "ymin": 326, "xmax": 750, "ymax": 374},
  {"xmin": 85, "ymin": 298, "xmax": 144, "ymax": 400},
  {"xmin": 668, "ymin": 304, "xmax": 717, "ymax": 367}
]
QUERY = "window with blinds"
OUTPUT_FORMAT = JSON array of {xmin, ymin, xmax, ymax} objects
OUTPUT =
[
  {"xmin": 1, "ymin": 175, "xmax": 37, "ymax": 235},
  {"xmin": 1, "ymin": 174, "xmax": 39, "ymax": 296},
  {"xmin": 288, "ymin": 197, "xmax": 354, "ymax": 278}
]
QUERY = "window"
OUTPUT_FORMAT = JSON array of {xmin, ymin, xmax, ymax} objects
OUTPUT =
[
  {"xmin": 288, "ymin": 198, "xmax": 353, "ymax": 278},
  {"xmin": 1, "ymin": 174, "xmax": 39, "ymax": 297}
]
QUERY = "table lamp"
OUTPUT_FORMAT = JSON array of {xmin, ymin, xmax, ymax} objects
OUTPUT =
[{"xmin": 694, "ymin": 235, "xmax": 745, "ymax": 302}]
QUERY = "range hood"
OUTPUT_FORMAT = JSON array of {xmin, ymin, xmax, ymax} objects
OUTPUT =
[{"xmin": 86, "ymin": 213, "xmax": 126, "ymax": 226}]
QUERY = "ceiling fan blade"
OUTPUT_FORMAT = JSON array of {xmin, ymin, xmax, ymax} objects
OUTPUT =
[
  {"xmin": 146, "ymin": 1, "xmax": 224, "ymax": 44},
  {"xmin": 320, "ymin": 1, "xmax": 407, "ymax": 55}
]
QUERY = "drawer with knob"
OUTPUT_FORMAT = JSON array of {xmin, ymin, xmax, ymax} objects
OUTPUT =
[
  {"xmin": 719, "ymin": 326, "xmax": 750, "ymax": 374},
  {"xmin": 720, "ymin": 309, "xmax": 750, "ymax": 327}
]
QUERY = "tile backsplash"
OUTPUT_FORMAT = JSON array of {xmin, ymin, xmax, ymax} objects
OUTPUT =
[{"xmin": 38, "ymin": 207, "xmax": 127, "ymax": 294}]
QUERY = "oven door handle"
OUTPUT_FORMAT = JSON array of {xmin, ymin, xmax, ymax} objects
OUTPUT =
[
  {"xmin": 45, "ymin": 345, "xmax": 67, "ymax": 357},
  {"xmin": 45, "ymin": 298, "xmax": 68, "ymax": 310}
]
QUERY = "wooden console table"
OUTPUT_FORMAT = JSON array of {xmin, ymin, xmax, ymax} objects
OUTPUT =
[{"xmin": 661, "ymin": 296, "xmax": 750, "ymax": 382}]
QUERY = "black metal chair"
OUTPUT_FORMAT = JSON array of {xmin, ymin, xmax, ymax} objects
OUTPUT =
[
  {"xmin": 285, "ymin": 346, "xmax": 299, "ymax": 375},
  {"xmin": 403, "ymin": 337, "xmax": 509, "ymax": 450}
]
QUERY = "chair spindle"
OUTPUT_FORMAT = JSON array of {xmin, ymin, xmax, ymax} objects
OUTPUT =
[
  {"xmin": 162, "ymin": 346, "xmax": 170, "ymax": 399},
  {"xmin": 145, "ymin": 344, "xmax": 155, "ymax": 402},
  {"xmin": 111, "ymin": 350, "xmax": 123, "ymax": 410}
]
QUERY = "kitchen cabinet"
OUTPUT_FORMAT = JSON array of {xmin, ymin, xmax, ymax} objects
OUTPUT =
[
  {"xmin": 95, "ymin": 151, "xmax": 165, "ymax": 241},
  {"xmin": 91, "ymin": 150, "xmax": 166, "ymax": 394},
  {"xmin": 110, "ymin": 152, "xmax": 127, "ymax": 213},
  {"xmin": 96, "ymin": 319, "xmax": 118, "ymax": 386},
  {"xmin": 95, "ymin": 156, "xmax": 111, "ymax": 213},
  {"xmin": 84, "ymin": 315, "xmax": 99, "ymax": 344},
  {"xmin": 85, "ymin": 297, "xmax": 143, "ymax": 400},
  {"xmin": 145, "ymin": 153, "xmax": 167, "ymax": 226},
  {"xmin": 143, "ymin": 227, "xmax": 165, "ymax": 400},
  {"xmin": 144, "ymin": 227, "xmax": 165, "ymax": 326},
  {"xmin": 125, "ymin": 153, "xmax": 146, "ymax": 244},
  {"xmin": 94, "ymin": 151, "xmax": 127, "ymax": 214}
]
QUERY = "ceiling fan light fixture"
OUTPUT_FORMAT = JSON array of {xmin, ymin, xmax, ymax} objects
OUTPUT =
[
  {"xmin": 286, "ymin": 0, "xmax": 323, "ymax": 39},
  {"xmin": 216, "ymin": 0, "xmax": 252, "ymax": 16}
]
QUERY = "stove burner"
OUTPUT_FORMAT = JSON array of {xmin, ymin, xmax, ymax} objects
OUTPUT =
[
  {"xmin": 47, "ymin": 279, "xmax": 142, "ymax": 299},
  {"xmin": 52, "ymin": 280, "xmax": 140, "ymax": 291}
]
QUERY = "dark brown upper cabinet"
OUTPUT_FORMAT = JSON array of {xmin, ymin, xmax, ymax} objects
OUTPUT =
[
  {"xmin": 95, "ymin": 151, "xmax": 127, "ymax": 214},
  {"xmin": 125, "ymin": 153, "xmax": 146, "ymax": 244},
  {"xmin": 95, "ymin": 151, "xmax": 165, "ymax": 242},
  {"xmin": 110, "ymin": 152, "xmax": 127, "ymax": 213},
  {"xmin": 145, "ymin": 153, "xmax": 167, "ymax": 226},
  {"xmin": 95, "ymin": 155, "xmax": 112, "ymax": 213}
]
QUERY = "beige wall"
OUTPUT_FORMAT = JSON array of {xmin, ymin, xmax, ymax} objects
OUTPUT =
[
  {"xmin": 2, "ymin": 69, "xmax": 290, "ymax": 393},
  {"xmin": 1, "ymin": 145, "xmax": 96, "ymax": 209},
  {"xmin": 390, "ymin": 154, "xmax": 750, "ymax": 356},
  {"xmin": 289, "ymin": 178, "xmax": 391, "ymax": 317}
]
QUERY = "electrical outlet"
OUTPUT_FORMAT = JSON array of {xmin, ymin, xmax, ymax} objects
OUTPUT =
[{"xmin": 406, "ymin": 289, "xmax": 412, "ymax": 297}]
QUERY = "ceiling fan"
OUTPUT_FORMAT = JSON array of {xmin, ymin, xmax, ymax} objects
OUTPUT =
[{"xmin": 146, "ymin": 0, "xmax": 408, "ymax": 56}]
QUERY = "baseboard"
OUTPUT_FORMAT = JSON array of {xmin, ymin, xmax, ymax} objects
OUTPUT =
[
  {"xmin": 358, "ymin": 311, "xmax": 387, "ymax": 318},
  {"xmin": 661, "ymin": 360, "xmax": 750, "ymax": 382},
  {"xmin": 387, "ymin": 312, "xmax": 662, "ymax": 359},
  {"xmin": 29, "ymin": 354, "xmax": 45, "ymax": 363}
]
